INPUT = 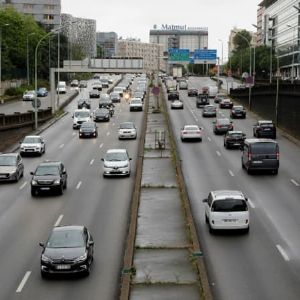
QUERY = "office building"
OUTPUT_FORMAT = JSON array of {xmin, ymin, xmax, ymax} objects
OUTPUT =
[{"xmin": 96, "ymin": 32, "xmax": 118, "ymax": 58}]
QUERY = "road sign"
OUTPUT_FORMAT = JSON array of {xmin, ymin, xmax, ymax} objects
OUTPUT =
[
  {"xmin": 32, "ymin": 98, "xmax": 41, "ymax": 109},
  {"xmin": 193, "ymin": 49, "xmax": 217, "ymax": 64},
  {"xmin": 168, "ymin": 48, "xmax": 190, "ymax": 62},
  {"xmin": 152, "ymin": 86, "xmax": 160, "ymax": 95}
]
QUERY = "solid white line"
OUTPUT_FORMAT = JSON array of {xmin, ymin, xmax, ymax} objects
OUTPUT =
[
  {"xmin": 59, "ymin": 144, "xmax": 64, "ymax": 149},
  {"xmin": 276, "ymin": 245, "xmax": 290, "ymax": 261},
  {"xmin": 207, "ymin": 137, "xmax": 211, "ymax": 142},
  {"xmin": 247, "ymin": 198, "xmax": 255, "ymax": 209},
  {"xmin": 291, "ymin": 179, "xmax": 299, "ymax": 187},
  {"xmin": 16, "ymin": 271, "xmax": 31, "ymax": 293},
  {"xmin": 90, "ymin": 159, "xmax": 95, "ymax": 165},
  {"xmin": 19, "ymin": 181, "xmax": 27, "ymax": 190},
  {"xmin": 99, "ymin": 143, "xmax": 103, "ymax": 148},
  {"xmin": 54, "ymin": 214, "xmax": 64, "ymax": 227},
  {"xmin": 76, "ymin": 181, "xmax": 82, "ymax": 189},
  {"xmin": 228, "ymin": 170, "xmax": 235, "ymax": 177},
  {"xmin": 216, "ymin": 151, "xmax": 221, "ymax": 156},
  {"xmin": 107, "ymin": 132, "xmax": 110, "ymax": 136}
]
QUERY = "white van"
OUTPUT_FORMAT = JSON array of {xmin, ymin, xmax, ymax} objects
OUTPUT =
[
  {"xmin": 208, "ymin": 85, "xmax": 218, "ymax": 98},
  {"xmin": 72, "ymin": 108, "xmax": 91, "ymax": 129},
  {"xmin": 57, "ymin": 81, "xmax": 67, "ymax": 94}
]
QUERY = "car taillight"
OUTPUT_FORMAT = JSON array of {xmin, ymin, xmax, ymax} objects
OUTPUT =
[
  {"xmin": 248, "ymin": 153, "xmax": 252, "ymax": 161},
  {"xmin": 183, "ymin": 131, "xmax": 187, "ymax": 134},
  {"xmin": 276, "ymin": 152, "xmax": 279, "ymax": 160},
  {"xmin": 196, "ymin": 130, "xmax": 201, "ymax": 134},
  {"xmin": 216, "ymin": 125, "xmax": 221, "ymax": 128}
]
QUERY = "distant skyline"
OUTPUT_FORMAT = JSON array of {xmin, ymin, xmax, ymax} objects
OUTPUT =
[{"xmin": 61, "ymin": 0, "xmax": 259, "ymax": 62}]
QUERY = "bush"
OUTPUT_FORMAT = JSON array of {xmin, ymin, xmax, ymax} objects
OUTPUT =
[{"xmin": 4, "ymin": 87, "xmax": 25, "ymax": 96}]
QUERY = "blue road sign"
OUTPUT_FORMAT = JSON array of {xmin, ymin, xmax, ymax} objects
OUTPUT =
[
  {"xmin": 193, "ymin": 49, "xmax": 217, "ymax": 64},
  {"xmin": 168, "ymin": 48, "xmax": 190, "ymax": 62}
]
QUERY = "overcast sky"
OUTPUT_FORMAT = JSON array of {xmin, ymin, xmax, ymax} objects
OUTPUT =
[{"xmin": 61, "ymin": 0, "xmax": 259, "ymax": 62}]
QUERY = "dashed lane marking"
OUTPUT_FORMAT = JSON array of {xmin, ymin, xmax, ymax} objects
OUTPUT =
[
  {"xmin": 107, "ymin": 132, "xmax": 110, "ymax": 136},
  {"xmin": 247, "ymin": 198, "xmax": 255, "ymax": 208},
  {"xmin": 59, "ymin": 144, "xmax": 64, "ymax": 149},
  {"xmin": 19, "ymin": 181, "xmax": 27, "ymax": 190},
  {"xmin": 216, "ymin": 151, "xmax": 221, "ymax": 157},
  {"xmin": 16, "ymin": 271, "xmax": 31, "ymax": 293},
  {"xmin": 76, "ymin": 181, "xmax": 82, "ymax": 189},
  {"xmin": 276, "ymin": 245, "xmax": 290, "ymax": 261},
  {"xmin": 54, "ymin": 214, "xmax": 64, "ymax": 227},
  {"xmin": 90, "ymin": 159, "xmax": 95, "ymax": 166},
  {"xmin": 99, "ymin": 143, "xmax": 103, "ymax": 149},
  {"xmin": 207, "ymin": 137, "xmax": 211, "ymax": 142},
  {"xmin": 228, "ymin": 169, "xmax": 235, "ymax": 177},
  {"xmin": 291, "ymin": 179, "xmax": 299, "ymax": 187}
]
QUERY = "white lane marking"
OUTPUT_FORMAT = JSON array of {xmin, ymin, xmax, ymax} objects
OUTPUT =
[
  {"xmin": 216, "ymin": 151, "xmax": 221, "ymax": 157},
  {"xmin": 291, "ymin": 179, "xmax": 299, "ymax": 187},
  {"xmin": 54, "ymin": 214, "xmax": 64, "ymax": 227},
  {"xmin": 107, "ymin": 132, "xmax": 110, "ymax": 136},
  {"xmin": 90, "ymin": 159, "xmax": 95, "ymax": 166},
  {"xmin": 72, "ymin": 132, "xmax": 76, "ymax": 136},
  {"xmin": 112, "ymin": 123, "xmax": 115, "ymax": 126},
  {"xmin": 207, "ymin": 137, "xmax": 211, "ymax": 142},
  {"xmin": 276, "ymin": 245, "xmax": 290, "ymax": 261},
  {"xmin": 76, "ymin": 181, "xmax": 82, "ymax": 189},
  {"xmin": 228, "ymin": 169, "xmax": 235, "ymax": 177},
  {"xmin": 19, "ymin": 181, "xmax": 27, "ymax": 190},
  {"xmin": 16, "ymin": 271, "xmax": 31, "ymax": 293},
  {"xmin": 59, "ymin": 144, "xmax": 64, "ymax": 149},
  {"xmin": 99, "ymin": 143, "xmax": 103, "ymax": 149},
  {"xmin": 247, "ymin": 198, "xmax": 255, "ymax": 208}
]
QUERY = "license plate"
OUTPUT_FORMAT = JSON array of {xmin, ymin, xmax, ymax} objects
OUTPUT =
[
  {"xmin": 234, "ymin": 143, "xmax": 240, "ymax": 146},
  {"xmin": 253, "ymin": 161, "xmax": 263, "ymax": 164},
  {"xmin": 223, "ymin": 219, "xmax": 237, "ymax": 222},
  {"xmin": 40, "ymin": 187, "xmax": 50, "ymax": 190},
  {"xmin": 56, "ymin": 265, "xmax": 71, "ymax": 270},
  {"xmin": 26, "ymin": 149, "xmax": 34, "ymax": 152},
  {"xmin": 264, "ymin": 128, "xmax": 271, "ymax": 131}
]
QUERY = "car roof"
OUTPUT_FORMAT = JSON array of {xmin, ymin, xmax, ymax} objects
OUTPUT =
[
  {"xmin": 211, "ymin": 190, "xmax": 245, "ymax": 200},
  {"xmin": 258, "ymin": 120, "xmax": 273, "ymax": 124},
  {"xmin": 53, "ymin": 225, "xmax": 84, "ymax": 231},
  {"xmin": 228, "ymin": 131, "xmax": 243, "ymax": 134},
  {"xmin": 245, "ymin": 138, "xmax": 278, "ymax": 144},
  {"xmin": 0, "ymin": 152, "xmax": 18, "ymax": 157},
  {"xmin": 37, "ymin": 161, "xmax": 62, "ymax": 167},
  {"xmin": 107, "ymin": 149, "xmax": 126, "ymax": 154},
  {"xmin": 24, "ymin": 135, "xmax": 41, "ymax": 138}
]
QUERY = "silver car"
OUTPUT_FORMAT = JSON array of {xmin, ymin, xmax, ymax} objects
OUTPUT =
[
  {"xmin": 118, "ymin": 122, "xmax": 137, "ymax": 139},
  {"xmin": 0, "ymin": 153, "xmax": 24, "ymax": 182},
  {"xmin": 20, "ymin": 135, "xmax": 45, "ymax": 156},
  {"xmin": 23, "ymin": 90, "xmax": 36, "ymax": 101},
  {"xmin": 180, "ymin": 125, "xmax": 202, "ymax": 142}
]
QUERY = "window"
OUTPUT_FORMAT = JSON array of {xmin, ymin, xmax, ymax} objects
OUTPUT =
[
  {"xmin": 44, "ymin": 4, "xmax": 54, "ymax": 10},
  {"xmin": 23, "ymin": 4, "xmax": 34, "ymax": 9},
  {"xmin": 43, "ymin": 14, "xmax": 54, "ymax": 21}
]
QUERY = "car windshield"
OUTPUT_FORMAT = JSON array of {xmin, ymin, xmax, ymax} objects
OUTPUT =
[
  {"xmin": 205, "ymin": 106, "xmax": 215, "ymax": 111},
  {"xmin": 233, "ymin": 106, "xmax": 243, "ymax": 110},
  {"xmin": 260, "ymin": 123, "xmax": 274, "ymax": 128},
  {"xmin": 251, "ymin": 143, "xmax": 277, "ymax": 154},
  {"xmin": 35, "ymin": 165, "xmax": 59, "ymax": 176},
  {"xmin": 81, "ymin": 122, "xmax": 95, "ymax": 128},
  {"xmin": 229, "ymin": 133, "xmax": 243, "ymax": 138},
  {"xmin": 0, "ymin": 156, "xmax": 16, "ymax": 166},
  {"xmin": 218, "ymin": 119, "xmax": 230, "ymax": 125},
  {"xmin": 110, "ymin": 93, "xmax": 119, "ymax": 97},
  {"xmin": 212, "ymin": 199, "xmax": 248, "ymax": 212},
  {"xmin": 47, "ymin": 229, "xmax": 85, "ymax": 248},
  {"xmin": 185, "ymin": 126, "xmax": 199, "ymax": 131},
  {"xmin": 96, "ymin": 109, "xmax": 109, "ymax": 114},
  {"xmin": 131, "ymin": 100, "xmax": 141, "ymax": 104},
  {"xmin": 74, "ymin": 111, "xmax": 90, "ymax": 118},
  {"xmin": 120, "ymin": 123, "xmax": 134, "ymax": 129},
  {"xmin": 23, "ymin": 137, "xmax": 41, "ymax": 144},
  {"xmin": 105, "ymin": 152, "xmax": 128, "ymax": 161}
]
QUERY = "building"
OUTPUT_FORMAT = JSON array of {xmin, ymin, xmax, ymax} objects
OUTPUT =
[
  {"xmin": 1, "ymin": 0, "xmax": 61, "ymax": 28},
  {"xmin": 116, "ymin": 39, "xmax": 164, "ymax": 72},
  {"xmin": 256, "ymin": 4, "xmax": 265, "ymax": 45},
  {"xmin": 61, "ymin": 13, "xmax": 96, "ymax": 59},
  {"xmin": 96, "ymin": 32, "xmax": 118, "ymax": 58}
]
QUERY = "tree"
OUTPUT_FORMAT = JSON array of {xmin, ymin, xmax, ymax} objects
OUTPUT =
[{"xmin": 233, "ymin": 30, "xmax": 252, "ymax": 51}]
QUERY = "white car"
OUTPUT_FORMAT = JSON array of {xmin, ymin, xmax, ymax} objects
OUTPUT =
[
  {"xmin": 72, "ymin": 108, "xmax": 91, "ymax": 129},
  {"xmin": 203, "ymin": 190, "xmax": 250, "ymax": 233},
  {"xmin": 118, "ymin": 122, "xmax": 137, "ymax": 139},
  {"xmin": 23, "ymin": 90, "xmax": 36, "ymax": 101},
  {"xmin": 171, "ymin": 99, "xmax": 184, "ymax": 109},
  {"xmin": 20, "ymin": 135, "xmax": 45, "ymax": 156},
  {"xmin": 180, "ymin": 125, "xmax": 202, "ymax": 141},
  {"xmin": 101, "ymin": 149, "xmax": 131, "ymax": 177},
  {"xmin": 129, "ymin": 98, "xmax": 143, "ymax": 111}
]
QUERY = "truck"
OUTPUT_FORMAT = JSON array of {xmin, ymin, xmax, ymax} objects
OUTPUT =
[
  {"xmin": 165, "ymin": 78, "xmax": 177, "ymax": 93},
  {"xmin": 172, "ymin": 67, "xmax": 182, "ymax": 79}
]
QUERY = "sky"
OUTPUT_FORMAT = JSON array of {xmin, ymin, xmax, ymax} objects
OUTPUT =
[{"xmin": 61, "ymin": 0, "xmax": 259, "ymax": 62}]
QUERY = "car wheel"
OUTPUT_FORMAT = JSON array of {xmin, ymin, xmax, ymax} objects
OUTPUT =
[
  {"xmin": 181, "ymin": 137, "xmax": 184, "ymax": 142},
  {"xmin": 63, "ymin": 180, "xmax": 67, "ymax": 189},
  {"xmin": 247, "ymin": 168, "xmax": 252, "ymax": 175},
  {"xmin": 273, "ymin": 169, "xmax": 278, "ymax": 175},
  {"xmin": 31, "ymin": 189, "xmax": 38, "ymax": 197},
  {"xmin": 41, "ymin": 271, "xmax": 48, "ymax": 279},
  {"xmin": 244, "ymin": 227, "xmax": 250, "ymax": 234},
  {"xmin": 208, "ymin": 223, "xmax": 214, "ymax": 234},
  {"xmin": 205, "ymin": 214, "xmax": 208, "ymax": 223},
  {"xmin": 58, "ymin": 185, "xmax": 63, "ymax": 195},
  {"xmin": 224, "ymin": 142, "xmax": 227, "ymax": 148}
]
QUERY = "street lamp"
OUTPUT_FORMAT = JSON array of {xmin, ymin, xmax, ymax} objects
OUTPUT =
[
  {"xmin": 218, "ymin": 39, "xmax": 223, "ymax": 74},
  {"xmin": 287, "ymin": 24, "xmax": 296, "ymax": 83},
  {"xmin": 0, "ymin": 23, "xmax": 9, "ymax": 97},
  {"xmin": 26, "ymin": 32, "xmax": 35, "ymax": 86}
]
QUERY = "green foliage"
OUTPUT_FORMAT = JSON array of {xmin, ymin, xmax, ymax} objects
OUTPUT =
[
  {"xmin": 233, "ymin": 30, "xmax": 252, "ymax": 51},
  {"xmin": 4, "ymin": 86, "xmax": 26, "ymax": 96}
]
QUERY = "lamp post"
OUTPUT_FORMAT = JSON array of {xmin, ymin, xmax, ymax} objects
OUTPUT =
[
  {"xmin": 26, "ymin": 32, "xmax": 35, "ymax": 86},
  {"xmin": 0, "ymin": 23, "xmax": 9, "ymax": 97},
  {"xmin": 218, "ymin": 39, "xmax": 223, "ymax": 74},
  {"xmin": 287, "ymin": 24, "xmax": 296, "ymax": 83}
]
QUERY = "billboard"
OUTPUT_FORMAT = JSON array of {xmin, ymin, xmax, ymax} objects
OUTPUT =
[
  {"xmin": 193, "ymin": 49, "xmax": 217, "ymax": 64},
  {"xmin": 168, "ymin": 48, "xmax": 190, "ymax": 62}
]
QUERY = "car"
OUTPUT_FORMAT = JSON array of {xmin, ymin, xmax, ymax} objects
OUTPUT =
[
  {"xmin": 20, "ymin": 135, "xmax": 45, "ymax": 156},
  {"xmin": 118, "ymin": 122, "xmax": 137, "ymax": 139},
  {"xmin": 202, "ymin": 105, "xmax": 217, "ymax": 117},
  {"xmin": 253, "ymin": 120, "xmax": 276, "ymax": 139},
  {"xmin": 79, "ymin": 121, "xmax": 98, "ymax": 138},
  {"xmin": 196, "ymin": 94, "xmax": 209, "ymax": 108},
  {"xmin": 101, "ymin": 149, "xmax": 132, "ymax": 177},
  {"xmin": 93, "ymin": 73, "xmax": 101, "ymax": 80},
  {"xmin": 188, "ymin": 89, "xmax": 198, "ymax": 97},
  {"xmin": 77, "ymin": 98, "xmax": 91, "ymax": 109},
  {"xmin": 108, "ymin": 77, "xmax": 113, "ymax": 84},
  {"xmin": 130, "ymin": 98, "xmax": 143, "ymax": 111},
  {"xmin": 56, "ymin": 81, "xmax": 66, "ymax": 94},
  {"xmin": 167, "ymin": 90, "xmax": 179, "ymax": 101},
  {"xmin": 70, "ymin": 79, "xmax": 79, "ymax": 87},
  {"xmin": 89, "ymin": 89, "xmax": 100, "ymax": 98},
  {"xmin": 202, "ymin": 86, "xmax": 209, "ymax": 94},
  {"xmin": 178, "ymin": 80, "xmax": 188, "ymax": 90},
  {"xmin": 39, "ymin": 225, "xmax": 94, "ymax": 278},
  {"xmin": 208, "ymin": 85, "xmax": 218, "ymax": 98},
  {"xmin": 79, "ymin": 80, "xmax": 88, "ymax": 88},
  {"xmin": 214, "ymin": 93, "xmax": 227, "ymax": 104},
  {"xmin": 241, "ymin": 138, "xmax": 279, "ymax": 174},
  {"xmin": 0, "ymin": 153, "xmax": 24, "ymax": 182},
  {"xmin": 100, "ymin": 79, "xmax": 109, "ymax": 88},
  {"xmin": 132, "ymin": 91, "xmax": 144, "ymax": 102},
  {"xmin": 231, "ymin": 105, "xmax": 246, "ymax": 118},
  {"xmin": 22, "ymin": 90, "xmax": 36, "ymax": 101},
  {"xmin": 93, "ymin": 108, "xmax": 110, "ymax": 122},
  {"xmin": 170, "ymin": 99, "xmax": 184, "ymax": 109},
  {"xmin": 213, "ymin": 118, "xmax": 234, "ymax": 134},
  {"xmin": 99, "ymin": 95, "xmax": 113, "ymax": 109},
  {"xmin": 219, "ymin": 98, "xmax": 234, "ymax": 109},
  {"xmin": 110, "ymin": 92, "xmax": 121, "ymax": 103},
  {"xmin": 36, "ymin": 87, "xmax": 48, "ymax": 97},
  {"xmin": 30, "ymin": 161, "xmax": 67, "ymax": 196},
  {"xmin": 224, "ymin": 131, "xmax": 246, "ymax": 149},
  {"xmin": 203, "ymin": 190, "xmax": 250, "ymax": 234},
  {"xmin": 92, "ymin": 81, "xmax": 102, "ymax": 91},
  {"xmin": 72, "ymin": 109, "xmax": 91, "ymax": 129},
  {"xmin": 113, "ymin": 86, "xmax": 124, "ymax": 97},
  {"xmin": 180, "ymin": 125, "xmax": 202, "ymax": 141}
]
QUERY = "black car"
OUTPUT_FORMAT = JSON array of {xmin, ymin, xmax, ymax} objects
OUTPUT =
[
  {"xmin": 253, "ymin": 120, "xmax": 276, "ymax": 139},
  {"xmin": 77, "ymin": 99, "xmax": 91, "ymax": 109},
  {"xmin": 30, "ymin": 161, "xmax": 67, "ymax": 196},
  {"xmin": 224, "ymin": 131, "xmax": 246, "ymax": 149},
  {"xmin": 196, "ymin": 94, "xmax": 209, "ymax": 108},
  {"xmin": 188, "ymin": 89, "xmax": 198, "ymax": 97},
  {"xmin": 213, "ymin": 118, "xmax": 234, "ymax": 134},
  {"xmin": 231, "ymin": 105, "xmax": 246, "ymax": 118},
  {"xmin": 93, "ymin": 108, "xmax": 110, "ymax": 122},
  {"xmin": 89, "ymin": 89, "xmax": 100, "ymax": 98},
  {"xmin": 99, "ymin": 98, "xmax": 114, "ymax": 109},
  {"xmin": 40, "ymin": 225, "xmax": 94, "ymax": 278},
  {"xmin": 168, "ymin": 91, "xmax": 179, "ymax": 100},
  {"xmin": 219, "ymin": 98, "xmax": 233, "ymax": 109},
  {"xmin": 202, "ymin": 105, "xmax": 217, "ymax": 117},
  {"xmin": 214, "ymin": 93, "xmax": 227, "ymax": 103},
  {"xmin": 79, "ymin": 121, "xmax": 98, "ymax": 138},
  {"xmin": 110, "ymin": 92, "xmax": 121, "ymax": 103}
]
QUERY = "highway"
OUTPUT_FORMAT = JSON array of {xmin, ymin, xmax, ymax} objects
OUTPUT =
[
  {"xmin": 166, "ymin": 77, "xmax": 300, "ymax": 300},
  {"xmin": 0, "ymin": 79, "xmax": 143, "ymax": 300}
]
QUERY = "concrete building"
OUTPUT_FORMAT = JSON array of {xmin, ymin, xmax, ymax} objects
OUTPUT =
[
  {"xmin": 1, "ymin": 0, "xmax": 61, "ymax": 28},
  {"xmin": 96, "ymin": 32, "xmax": 118, "ymax": 58},
  {"xmin": 116, "ymin": 39, "xmax": 164, "ymax": 72},
  {"xmin": 61, "ymin": 13, "xmax": 96, "ymax": 59}
]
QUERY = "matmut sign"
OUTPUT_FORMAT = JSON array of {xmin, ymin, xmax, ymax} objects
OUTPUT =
[{"xmin": 153, "ymin": 24, "xmax": 207, "ymax": 31}]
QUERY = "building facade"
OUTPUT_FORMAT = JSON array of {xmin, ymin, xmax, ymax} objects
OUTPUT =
[
  {"xmin": 1, "ymin": 0, "xmax": 61, "ymax": 28},
  {"xmin": 96, "ymin": 32, "xmax": 118, "ymax": 58},
  {"xmin": 116, "ymin": 39, "xmax": 164, "ymax": 72},
  {"xmin": 61, "ymin": 13, "xmax": 96, "ymax": 59}
]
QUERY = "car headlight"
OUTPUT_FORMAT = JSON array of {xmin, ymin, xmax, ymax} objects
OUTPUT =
[
  {"xmin": 106, "ymin": 114, "xmax": 109, "ymax": 118},
  {"xmin": 41, "ymin": 254, "xmax": 52, "ymax": 263},
  {"xmin": 31, "ymin": 180, "xmax": 37, "ymax": 185},
  {"xmin": 54, "ymin": 179, "xmax": 60, "ymax": 185},
  {"xmin": 9, "ymin": 170, "xmax": 17, "ymax": 175},
  {"xmin": 103, "ymin": 163, "xmax": 110, "ymax": 168},
  {"xmin": 74, "ymin": 252, "xmax": 87, "ymax": 262},
  {"xmin": 122, "ymin": 164, "xmax": 129, "ymax": 168}
]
